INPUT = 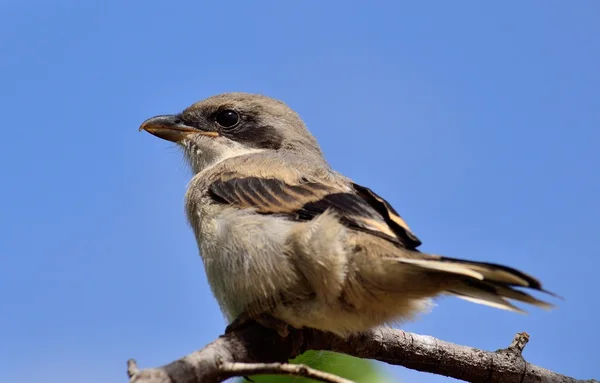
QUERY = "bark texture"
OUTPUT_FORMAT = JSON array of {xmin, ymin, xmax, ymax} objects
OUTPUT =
[{"xmin": 127, "ymin": 323, "xmax": 597, "ymax": 383}]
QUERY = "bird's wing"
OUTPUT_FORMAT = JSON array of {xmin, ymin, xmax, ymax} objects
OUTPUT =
[
  {"xmin": 206, "ymin": 162, "xmax": 558, "ymax": 312},
  {"xmin": 208, "ymin": 174, "xmax": 422, "ymax": 249}
]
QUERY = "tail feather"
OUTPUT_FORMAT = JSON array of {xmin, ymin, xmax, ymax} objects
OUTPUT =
[
  {"xmin": 439, "ymin": 256, "xmax": 545, "ymax": 289},
  {"xmin": 398, "ymin": 258, "xmax": 486, "ymax": 280},
  {"xmin": 447, "ymin": 289, "xmax": 526, "ymax": 313},
  {"xmin": 485, "ymin": 282, "xmax": 554, "ymax": 309},
  {"xmin": 447, "ymin": 279, "xmax": 554, "ymax": 312},
  {"xmin": 397, "ymin": 254, "xmax": 557, "ymax": 312}
]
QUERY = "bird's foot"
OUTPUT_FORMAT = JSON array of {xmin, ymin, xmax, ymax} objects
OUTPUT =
[{"xmin": 226, "ymin": 312, "xmax": 290, "ymax": 338}]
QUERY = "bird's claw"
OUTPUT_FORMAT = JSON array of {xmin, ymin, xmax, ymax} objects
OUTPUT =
[{"xmin": 226, "ymin": 313, "xmax": 290, "ymax": 338}]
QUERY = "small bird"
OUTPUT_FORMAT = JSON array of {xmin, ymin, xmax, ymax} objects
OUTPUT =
[{"xmin": 140, "ymin": 92, "xmax": 555, "ymax": 336}]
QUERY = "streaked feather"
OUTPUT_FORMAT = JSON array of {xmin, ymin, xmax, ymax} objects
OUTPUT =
[{"xmin": 208, "ymin": 176, "xmax": 421, "ymax": 249}]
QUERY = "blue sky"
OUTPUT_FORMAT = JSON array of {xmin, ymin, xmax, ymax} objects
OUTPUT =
[{"xmin": 1, "ymin": 1, "xmax": 598, "ymax": 382}]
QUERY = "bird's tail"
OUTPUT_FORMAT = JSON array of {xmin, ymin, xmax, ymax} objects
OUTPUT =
[{"xmin": 397, "ymin": 255, "xmax": 558, "ymax": 313}]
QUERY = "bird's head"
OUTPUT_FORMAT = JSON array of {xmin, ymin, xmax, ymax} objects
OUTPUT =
[{"xmin": 139, "ymin": 92, "xmax": 323, "ymax": 174}]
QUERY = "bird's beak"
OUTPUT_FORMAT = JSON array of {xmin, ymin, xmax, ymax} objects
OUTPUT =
[{"xmin": 139, "ymin": 114, "xmax": 219, "ymax": 142}]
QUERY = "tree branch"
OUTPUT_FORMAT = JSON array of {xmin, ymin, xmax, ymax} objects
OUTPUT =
[
  {"xmin": 127, "ymin": 323, "xmax": 597, "ymax": 383},
  {"xmin": 218, "ymin": 362, "xmax": 354, "ymax": 383}
]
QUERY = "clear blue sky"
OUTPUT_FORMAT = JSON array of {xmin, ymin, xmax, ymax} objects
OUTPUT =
[{"xmin": 1, "ymin": 1, "xmax": 598, "ymax": 382}]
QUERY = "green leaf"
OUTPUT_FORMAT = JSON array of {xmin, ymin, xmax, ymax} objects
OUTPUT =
[{"xmin": 235, "ymin": 351, "xmax": 394, "ymax": 383}]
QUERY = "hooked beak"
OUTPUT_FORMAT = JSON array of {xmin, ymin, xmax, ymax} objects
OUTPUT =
[{"xmin": 139, "ymin": 114, "xmax": 219, "ymax": 142}]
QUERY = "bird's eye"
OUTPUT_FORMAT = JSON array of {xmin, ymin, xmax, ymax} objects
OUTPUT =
[{"xmin": 215, "ymin": 110, "xmax": 239, "ymax": 128}]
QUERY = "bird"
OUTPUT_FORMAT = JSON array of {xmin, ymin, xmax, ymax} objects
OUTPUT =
[{"xmin": 139, "ymin": 92, "xmax": 556, "ymax": 337}]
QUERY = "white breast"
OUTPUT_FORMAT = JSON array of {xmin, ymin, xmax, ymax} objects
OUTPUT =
[{"xmin": 194, "ymin": 204, "xmax": 303, "ymax": 320}]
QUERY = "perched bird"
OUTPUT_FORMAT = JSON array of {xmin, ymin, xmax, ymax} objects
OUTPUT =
[{"xmin": 139, "ymin": 92, "xmax": 555, "ymax": 336}]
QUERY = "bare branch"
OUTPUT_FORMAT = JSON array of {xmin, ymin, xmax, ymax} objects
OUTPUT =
[
  {"xmin": 506, "ymin": 332, "xmax": 529, "ymax": 354},
  {"xmin": 127, "ymin": 359, "xmax": 141, "ymax": 379},
  {"xmin": 127, "ymin": 323, "xmax": 598, "ymax": 383},
  {"xmin": 219, "ymin": 362, "xmax": 354, "ymax": 383}
]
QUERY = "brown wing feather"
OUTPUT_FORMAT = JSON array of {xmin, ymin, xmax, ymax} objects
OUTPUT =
[
  {"xmin": 351, "ymin": 183, "xmax": 422, "ymax": 248},
  {"xmin": 208, "ymin": 177, "xmax": 422, "ymax": 249},
  {"xmin": 209, "ymin": 177, "xmax": 329, "ymax": 213}
]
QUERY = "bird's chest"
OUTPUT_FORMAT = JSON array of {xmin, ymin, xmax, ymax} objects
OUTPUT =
[{"xmin": 185, "ymin": 194, "xmax": 302, "ymax": 320}]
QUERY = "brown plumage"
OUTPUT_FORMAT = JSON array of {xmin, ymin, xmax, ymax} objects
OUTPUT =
[{"xmin": 140, "ymin": 92, "xmax": 557, "ymax": 336}]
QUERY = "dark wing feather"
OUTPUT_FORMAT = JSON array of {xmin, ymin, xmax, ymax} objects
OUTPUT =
[
  {"xmin": 208, "ymin": 177, "xmax": 422, "ymax": 249},
  {"xmin": 209, "ymin": 177, "xmax": 329, "ymax": 213},
  {"xmin": 351, "ymin": 183, "xmax": 422, "ymax": 248}
]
